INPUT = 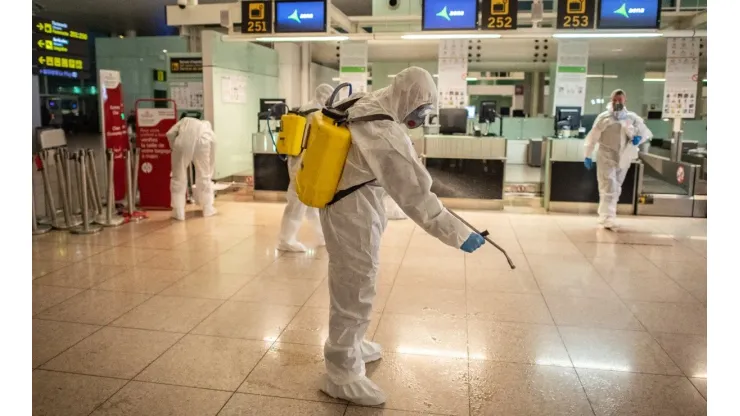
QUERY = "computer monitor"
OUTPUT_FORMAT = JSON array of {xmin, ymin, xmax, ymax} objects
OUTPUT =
[
  {"xmin": 647, "ymin": 111, "xmax": 663, "ymax": 120},
  {"xmin": 439, "ymin": 108, "xmax": 468, "ymax": 135},
  {"xmin": 478, "ymin": 101, "xmax": 497, "ymax": 123},
  {"xmin": 512, "ymin": 109, "xmax": 526, "ymax": 118},
  {"xmin": 499, "ymin": 107, "xmax": 511, "ymax": 117},
  {"xmin": 554, "ymin": 106, "xmax": 582, "ymax": 132}
]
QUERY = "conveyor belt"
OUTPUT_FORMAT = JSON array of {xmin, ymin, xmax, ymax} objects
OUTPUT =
[{"xmin": 641, "ymin": 173, "xmax": 688, "ymax": 195}]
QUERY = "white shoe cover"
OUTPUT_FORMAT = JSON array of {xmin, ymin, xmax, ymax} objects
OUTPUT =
[
  {"xmin": 277, "ymin": 240, "xmax": 308, "ymax": 252},
  {"xmin": 171, "ymin": 207, "xmax": 186, "ymax": 221},
  {"xmin": 202, "ymin": 205, "xmax": 218, "ymax": 217},
  {"xmin": 361, "ymin": 340, "xmax": 382, "ymax": 363},
  {"xmin": 601, "ymin": 218, "xmax": 618, "ymax": 231},
  {"xmin": 320, "ymin": 374, "xmax": 387, "ymax": 406}
]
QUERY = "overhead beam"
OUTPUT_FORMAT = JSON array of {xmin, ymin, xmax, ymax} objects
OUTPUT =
[{"xmin": 328, "ymin": 4, "xmax": 353, "ymax": 33}]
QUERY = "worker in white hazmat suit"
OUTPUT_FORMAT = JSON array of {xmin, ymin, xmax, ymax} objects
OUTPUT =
[
  {"xmin": 383, "ymin": 193, "xmax": 407, "ymax": 220},
  {"xmin": 166, "ymin": 115, "xmax": 217, "ymax": 220},
  {"xmin": 584, "ymin": 89, "xmax": 652, "ymax": 229},
  {"xmin": 277, "ymin": 84, "xmax": 335, "ymax": 252},
  {"xmin": 319, "ymin": 67, "xmax": 485, "ymax": 405}
]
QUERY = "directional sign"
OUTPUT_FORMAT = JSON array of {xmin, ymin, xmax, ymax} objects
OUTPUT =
[
  {"xmin": 556, "ymin": 0, "xmax": 596, "ymax": 29},
  {"xmin": 33, "ymin": 17, "xmax": 88, "ymax": 41},
  {"xmin": 481, "ymin": 0, "xmax": 518, "ymax": 30},
  {"xmin": 241, "ymin": 1, "xmax": 273, "ymax": 34},
  {"xmin": 34, "ymin": 52, "xmax": 89, "ymax": 71},
  {"xmin": 33, "ymin": 33, "xmax": 89, "ymax": 56},
  {"xmin": 170, "ymin": 57, "xmax": 203, "ymax": 73}
]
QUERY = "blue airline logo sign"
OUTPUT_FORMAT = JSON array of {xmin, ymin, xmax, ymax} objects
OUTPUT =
[
  {"xmin": 435, "ymin": 5, "xmax": 466, "ymax": 21},
  {"xmin": 613, "ymin": 3, "xmax": 645, "ymax": 19},
  {"xmin": 288, "ymin": 9, "xmax": 315, "ymax": 24}
]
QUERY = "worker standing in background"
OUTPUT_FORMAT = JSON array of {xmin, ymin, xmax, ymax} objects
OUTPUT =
[
  {"xmin": 277, "ymin": 84, "xmax": 335, "ymax": 252},
  {"xmin": 319, "ymin": 67, "xmax": 484, "ymax": 406},
  {"xmin": 166, "ymin": 114, "xmax": 217, "ymax": 220},
  {"xmin": 584, "ymin": 89, "xmax": 652, "ymax": 230}
]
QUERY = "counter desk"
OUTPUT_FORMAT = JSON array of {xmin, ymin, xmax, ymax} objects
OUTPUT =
[{"xmin": 252, "ymin": 132, "xmax": 290, "ymax": 201}]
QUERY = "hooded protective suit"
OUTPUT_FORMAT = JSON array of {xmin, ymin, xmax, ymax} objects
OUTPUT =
[
  {"xmin": 319, "ymin": 67, "xmax": 472, "ymax": 405},
  {"xmin": 166, "ymin": 117, "xmax": 216, "ymax": 220},
  {"xmin": 384, "ymin": 193, "xmax": 407, "ymax": 220},
  {"xmin": 277, "ymin": 84, "xmax": 335, "ymax": 252},
  {"xmin": 584, "ymin": 102, "xmax": 652, "ymax": 227}
]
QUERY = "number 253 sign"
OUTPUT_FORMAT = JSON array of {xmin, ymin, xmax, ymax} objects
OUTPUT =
[
  {"xmin": 481, "ymin": 0, "xmax": 518, "ymax": 30},
  {"xmin": 556, "ymin": 0, "xmax": 596, "ymax": 30}
]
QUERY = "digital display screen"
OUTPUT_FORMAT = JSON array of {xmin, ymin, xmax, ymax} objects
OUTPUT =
[
  {"xmin": 422, "ymin": 0, "xmax": 478, "ymax": 31},
  {"xmin": 274, "ymin": 1, "xmax": 327, "ymax": 33},
  {"xmin": 597, "ymin": 0, "xmax": 661, "ymax": 29}
]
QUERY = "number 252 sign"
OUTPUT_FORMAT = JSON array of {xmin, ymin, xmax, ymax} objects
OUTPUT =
[{"xmin": 482, "ymin": 0, "xmax": 518, "ymax": 30}]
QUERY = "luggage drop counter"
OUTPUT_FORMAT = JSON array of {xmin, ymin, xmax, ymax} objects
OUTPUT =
[
  {"xmin": 636, "ymin": 151, "xmax": 705, "ymax": 218},
  {"xmin": 542, "ymin": 137, "xmax": 640, "ymax": 215},
  {"xmin": 252, "ymin": 132, "xmax": 290, "ymax": 201},
  {"xmin": 421, "ymin": 135, "xmax": 507, "ymax": 210}
]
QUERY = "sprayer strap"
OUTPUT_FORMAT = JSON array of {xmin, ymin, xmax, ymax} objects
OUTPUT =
[
  {"xmin": 327, "ymin": 179, "xmax": 376, "ymax": 206},
  {"xmin": 347, "ymin": 114, "xmax": 395, "ymax": 124}
]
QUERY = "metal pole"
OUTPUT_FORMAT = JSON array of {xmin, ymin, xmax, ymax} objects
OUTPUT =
[
  {"xmin": 70, "ymin": 151, "xmax": 102, "ymax": 234},
  {"xmin": 100, "ymin": 149, "xmax": 125, "ymax": 227},
  {"xmin": 125, "ymin": 149, "xmax": 142, "ymax": 221},
  {"xmin": 132, "ymin": 147, "xmax": 140, "ymax": 207},
  {"xmin": 38, "ymin": 151, "xmax": 62, "ymax": 229},
  {"xmin": 86, "ymin": 149, "xmax": 105, "ymax": 219},
  {"xmin": 61, "ymin": 148, "xmax": 76, "ymax": 214},
  {"xmin": 54, "ymin": 151, "xmax": 81, "ymax": 228},
  {"xmin": 32, "ymin": 187, "xmax": 51, "ymax": 235},
  {"xmin": 37, "ymin": 152, "xmax": 56, "ymax": 225}
]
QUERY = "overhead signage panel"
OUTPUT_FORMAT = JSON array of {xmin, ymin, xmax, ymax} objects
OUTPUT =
[
  {"xmin": 33, "ymin": 17, "xmax": 88, "ymax": 41},
  {"xmin": 274, "ymin": 0, "xmax": 327, "ymax": 33},
  {"xmin": 34, "ymin": 51, "xmax": 89, "ymax": 72},
  {"xmin": 170, "ymin": 57, "xmax": 203, "ymax": 73},
  {"xmin": 421, "ymin": 0, "xmax": 478, "ymax": 31},
  {"xmin": 241, "ymin": 1, "xmax": 273, "ymax": 34},
  {"xmin": 34, "ymin": 33, "xmax": 89, "ymax": 56},
  {"xmin": 597, "ymin": 0, "xmax": 661, "ymax": 29},
  {"xmin": 556, "ymin": 0, "xmax": 596, "ymax": 29},
  {"xmin": 481, "ymin": 0, "xmax": 519, "ymax": 31}
]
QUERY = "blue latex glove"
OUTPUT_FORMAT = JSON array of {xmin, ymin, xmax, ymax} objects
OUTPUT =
[
  {"xmin": 584, "ymin": 157, "xmax": 593, "ymax": 170},
  {"xmin": 632, "ymin": 135, "xmax": 642, "ymax": 146},
  {"xmin": 460, "ymin": 233, "xmax": 485, "ymax": 253}
]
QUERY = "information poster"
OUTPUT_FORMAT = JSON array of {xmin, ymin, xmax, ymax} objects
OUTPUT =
[
  {"xmin": 136, "ymin": 108, "xmax": 177, "ymax": 209},
  {"xmin": 170, "ymin": 81, "xmax": 204, "ymax": 110},
  {"xmin": 552, "ymin": 40, "xmax": 589, "ymax": 114},
  {"xmin": 437, "ymin": 39, "xmax": 468, "ymax": 109},
  {"xmin": 221, "ymin": 74, "xmax": 248, "ymax": 104},
  {"xmin": 339, "ymin": 41, "xmax": 368, "ymax": 98},
  {"xmin": 99, "ymin": 69, "xmax": 128, "ymax": 200},
  {"xmin": 662, "ymin": 38, "xmax": 701, "ymax": 119}
]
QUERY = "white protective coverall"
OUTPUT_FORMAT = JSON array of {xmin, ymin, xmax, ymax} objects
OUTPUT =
[
  {"xmin": 319, "ymin": 67, "xmax": 472, "ymax": 405},
  {"xmin": 277, "ymin": 84, "xmax": 335, "ymax": 252},
  {"xmin": 584, "ymin": 103, "xmax": 652, "ymax": 226},
  {"xmin": 166, "ymin": 117, "xmax": 216, "ymax": 220},
  {"xmin": 383, "ymin": 193, "xmax": 407, "ymax": 220}
]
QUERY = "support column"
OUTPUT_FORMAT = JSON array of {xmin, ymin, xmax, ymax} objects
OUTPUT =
[
  {"xmin": 274, "ymin": 43, "xmax": 302, "ymax": 108},
  {"xmin": 301, "ymin": 42, "xmax": 311, "ymax": 105}
]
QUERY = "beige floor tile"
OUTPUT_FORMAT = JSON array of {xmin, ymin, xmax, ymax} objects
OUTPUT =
[
  {"xmin": 639, "ymin": 245, "xmax": 705, "ymax": 263},
  {"xmin": 545, "ymin": 295, "xmax": 643, "ymax": 330},
  {"xmin": 201, "ymin": 252, "xmax": 279, "ymax": 275},
  {"xmin": 372, "ymin": 314, "xmax": 468, "ymax": 359},
  {"xmin": 375, "ymin": 262, "xmax": 401, "ymax": 287},
  {"xmin": 122, "ymin": 232, "xmax": 191, "ymax": 249},
  {"xmin": 366, "ymin": 353, "xmax": 469, "ymax": 415},
  {"xmin": 259, "ymin": 257, "xmax": 329, "ymax": 280},
  {"xmin": 564, "ymin": 228, "xmax": 621, "ymax": 244},
  {"xmin": 467, "ymin": 320, "xmax": 571, "ymax": 366},
  {"xmin": 84, "ymin": 247, "xmax": 165, "ymax": 267},
  {"xmin": 305, "ymin": 282, "xmax": 331, "ymax": 308},
  {"xmin": 33, "ymin": 260, "xmax": 70, "ymax": 279},
  {"xmin": 192, "ymin": 300, "xmax": 299, "ymax": 341},
  {"xmin": 111, "ymin": 295, "xmax": 223, "ymax": 333},
  {"xmin": 654, "ymin": 261, "xmax": 707, "ymax": 282},
  {"xmin": 231, "ymin": 276, "xmax": 321, "ymax": 306},
  {"xmin": 279, "ymin": 306, "xmax": 381, "ymax": 346},
  {"xmin": 385, "ymin": 286, "xmax": 467, "ymax": 318},
  {"xmin": 468, "ymin": 291, "xmax": 553, "ymax": 325},
  {"xmin": 344, "ymin": 408, "xmax": 432, "ymax": 415},
  {"xmin": 577, "ymin": 369, "xmax": 707, "ymax": 416},
  {"xmin": 160, "ymin": 270, "xmax": 255, "ymax": 299},
  {"xmin": 240, "ymin": 343, "xmax": 341, "ymax": 403},
  {"xmin": 575, "ymin": 242, "xmax": 645, "ymax": 260},
  {"xmin": 653, "ymin": 333, "xmax": 707, "ymax": 378},
  {"xmin": 626, "ymin": 301, "xmax": 707, "ymax": 335},
  {"xmin": 607, "ymin": 274, "xmax": 698, "ymax": 303},
  {"xmin": 34, "ymin": 262, "xmax": 129, "ymax": 289},
  {"xmin": 394, "ymin": 262, "xmax": 465, "ymax": 290},
  {"xmin": 690, "ymin": 377, "xmax": 707, "ymax": 399},
  {"xmin": 404, "ymin": 244, "xmax": 466, "ymax": 261},
  {"xmin": 518, "ymin": 238, "xmax": 583, "ymax": 256},
  {"xmin": 137, "ymin": 334, "xmax": 270, "ymax": 391},
  {"xmin": 137, "ymin": 249, "xmax": 217, "ymax": 271},
  {"xmin": 515, "ymin": 228, "xmax": 570, "ymax": 241},
  {"xmin": 36, "ymin": 290, "xmax": 151, "ymax": 325},
  {"xmin": 43, "ymin": 327, "xmax": 181, "ymax": 379},
  {"xmin": 92, "ymin": 381, "xmax": 231, "ymax": 416},
  {"xmin": 93, "ymin": 268, "xmax": 189, "ymax": 294},
  {"xmin": 220, "ymin": 393, "xmax": 347, "ymax": 415},
  {"xmin": 400, "ymin": 253, "xmax": 465, "ymax": 271},
  {"xmin": 33, "ymin": 319, "xmax": 100, "ymax": 368},
  {"xmin": 534, "ymin": 271, "xmax": 617, "ymax": 299},
  {"xmin": 559, "ymin": 327, "xmax": 682, "ymax": 375},
  {"xmin": 469, "ymin": 361, "xmax": 593, "ymax": 416},
  {"xmin": 33, "ymin": 370, "xmax": 126, "ymax": 416},
  {"xmin": 465, "ymin": 267, "xmax": 540, "ymax": 294},
  {"xmin": 465, "ymin": 251, "xmax": 529, "ymax": 273},
  {"xmin": 32, "ymin": 285, "xmax": 84, "ymax": 315},
  {"xmin": 591, "ymin": 256, "xmax": 661, "ymax": 279},
  {"xmin": 170, "ymin": 234, "xmax": 246, "ymax": 254},
  {"xmin": 32, "ymin": 243, "xmax": 110, "ymax": 262}
]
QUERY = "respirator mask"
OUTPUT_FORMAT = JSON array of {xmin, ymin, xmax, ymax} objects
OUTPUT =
[
  {"xmin": 611, "ymin": 102, "xmax": 627, "ymax": 120},
  {"xmin": 403, "ymin": 104, "xmax": 433, "ymax": 129}
]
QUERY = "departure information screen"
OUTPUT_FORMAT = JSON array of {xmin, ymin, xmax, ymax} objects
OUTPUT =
[
  {"xmin": 274, "ymin": 1, "xmax": 327, "ymax": 33},
  {"xmin": 597, "ymin": 0, "xmax": 661, "ymax": 29},
  {"xmin": 422, "ymin": 0, "xmax": 479, "ymax": 31}
]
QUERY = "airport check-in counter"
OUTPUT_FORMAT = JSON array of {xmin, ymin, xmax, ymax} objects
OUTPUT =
[
  {"xmin": 636, "ymin": 151, "xmax": 706, "ymax": 218},
  {"xmin": 252, "ymin": 132, "xmax": 290, "ymax": 201},
  {"xmin": 422, "ymin": 135, "xmax": 507, "ymax": 210},
  {"xmin": 542, "ymin": 137, "xmax": 640, "ymax": 215}
]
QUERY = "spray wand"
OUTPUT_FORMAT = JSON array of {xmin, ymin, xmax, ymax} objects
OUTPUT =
[{"xmin": 447, "ymin": 209, "xmax": 516, "ymax": 270}]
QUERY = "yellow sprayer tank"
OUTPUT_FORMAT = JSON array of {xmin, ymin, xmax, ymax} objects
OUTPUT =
[
  {"xmin": 277, "ymin": 113, "xmax": 307, "ymax": 156},
  {"xmin": 296, "ymin": 113, "xmax": 352, "ymax": 208}
]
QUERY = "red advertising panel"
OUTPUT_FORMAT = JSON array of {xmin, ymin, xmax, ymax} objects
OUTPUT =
[
  {"xmin": 99, "ymin": 70, "xmax": 128, "ymax": 200},
  {"xmin": 136, "ymin": 103, "xmax": 177, "ymax": 209}
]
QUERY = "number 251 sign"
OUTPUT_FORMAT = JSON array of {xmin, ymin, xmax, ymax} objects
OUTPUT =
[
  {"xmin": 241, "ymin": 1, "xmax": 273, "ymax": 34},
  {"xmin": 481, "ymin": 0, "xmax": 518, "ymax": 31},
  {"xmin": 556, "ymin": 0, "xmax": 596, "ymax": 30}
]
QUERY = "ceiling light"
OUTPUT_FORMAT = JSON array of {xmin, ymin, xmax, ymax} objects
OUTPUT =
[
  {"xmin": 255, "ymin": 35, "xmax": 349, "ymax": 42},
  {"xmin": 401, "ymin": 33, "xmax": 501, "ymax": 40},
  {"xmin": 466, "ymin": 77, "xmax": 478, "ymax": 81},
  {"xmin": 587, "ymin": 74, "xmax": 619, "ymax": 79},
  {"xmin": 553, "ymin": 32, "xmax": 663, "ymax": 39},
  {"xmin": 643, "ymin": 78, "xmax": 665, "ymax": 82}
]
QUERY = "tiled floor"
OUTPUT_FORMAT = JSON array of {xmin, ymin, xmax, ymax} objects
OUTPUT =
[{"xmin": 32, "ymin": 202, "xmax": 708, "ymax": 415}]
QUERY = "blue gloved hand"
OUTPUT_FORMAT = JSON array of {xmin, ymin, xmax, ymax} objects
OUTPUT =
[
  {"xmin": 460, "ymin": 232, "xmax": 485, "ymax": 253},
  {"xmin": 632, "ymin": 135, "xmax": 642, "ymax": 146},
  {"xmin": 584, "ymin": 157, "xmax": 593, "ymax": 170}
]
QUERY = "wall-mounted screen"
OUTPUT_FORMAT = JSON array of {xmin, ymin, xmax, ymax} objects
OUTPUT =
[
  {"xmin": 422, "ymin": 0, "xmax": 479, "ymax": 31},
  {"xmin": 274, "ymin": 0, "xmax": 327, "ymax": 33},
  {"xmin": 597, "ymin": 0, "xmax": 661, "ymax": 29}
]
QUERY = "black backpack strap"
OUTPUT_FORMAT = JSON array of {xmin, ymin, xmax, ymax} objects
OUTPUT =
[
  {"xmin": 327, "ymin": 179, "xmax": 376, "ymax": 206},
  {"xmin": 347, "ymin": 114, "xmax": 395, "ymax": 123},
  {"xmin": 294, "ymin": 108, "xmax": 319, "ymax": 117}
]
